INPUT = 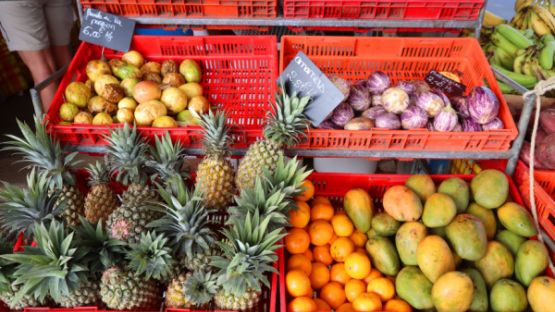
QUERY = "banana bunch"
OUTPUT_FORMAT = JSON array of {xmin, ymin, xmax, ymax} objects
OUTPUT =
[
  {"xmin": 484, "ymin": 24, "xmax": 555, "ymax": 92},
  {"xmin": 512, "ymin": 0, "xmax": 555, "ymax": 36}
]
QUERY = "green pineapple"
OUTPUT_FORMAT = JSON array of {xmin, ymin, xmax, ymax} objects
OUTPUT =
[
  {"xmin": 100, "ymin": 231, "xmax": 174, "ymax": 310},
  {"xmin": 3, "ymin": 117, "xmax": 85, "ymax": 225},
  {"xmin": 147, "ymin": 132, "xmax": 187, "ymax": 194},
  {"xmin": 235, "ymin": 89, "xmax": 310, "ymax": 192},
  {"xmin": 0, "ymin": 220, "xmax": 98, "ymax": 307},
  {"xmin": 165, "ymin": 270, "xmax": 218, "ymax": 309},
  {"xmin": 211, "ymin": 212, "xmax": 283, "ymax": 310},
  {"xmin": 84, "ymin": 160, "xmax": 119, "ymax": 223},
  {"xmin": 105, "ymin": 124, "xmax": 159, "ymax": 243},
  {"xmin": 196, "ymin": 111, "xmax": 235, "ymax": 210}
]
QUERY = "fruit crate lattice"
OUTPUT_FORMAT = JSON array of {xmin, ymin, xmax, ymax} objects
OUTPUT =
[
  {"xmin": 46, "ymin": 35, "xmax": 277, "ymax": 147},
  {"xmin": 278, "ymin": 36, "xmax": 518, "ymax": 153}
]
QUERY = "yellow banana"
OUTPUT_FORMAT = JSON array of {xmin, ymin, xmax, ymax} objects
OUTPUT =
[
  {"xmin": 484, "ymin": 11, "xmax": 506, "ymax": 27},
  {"xmin": 533, "ymin": 4, "xmax": 555, "ymax": 33},
  {"xmin": 530, "ymin": 11, "xmax": 552, "ymax": 36},
  {"xmin": 511, "ymin": 11, "xmax": 525, "ymax": 29},
  {"xmin": 515, "ymin": 0, "xmax": 535, "ymax": 12}
]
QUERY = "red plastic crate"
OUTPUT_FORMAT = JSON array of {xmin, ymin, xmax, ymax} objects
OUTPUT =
[
  {"xmin": 46, "ymin": 36, "xmax": 277, "ymax": 146},
  {"xmin": 533, "ymin": 167, "xmax": 555, "ymax": 200},
  {"xmin": 279, "ymin": 36, "xmax": 518, "ymax": 152},
  {"xmin": 80, "ymin": 0, "xmax": 277, "ymax": 18}
]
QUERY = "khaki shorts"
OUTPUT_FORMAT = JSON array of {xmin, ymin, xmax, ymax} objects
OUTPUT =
[{"xmin": 0, "ymin": 0, "xmax": 74, "ymax": 51}]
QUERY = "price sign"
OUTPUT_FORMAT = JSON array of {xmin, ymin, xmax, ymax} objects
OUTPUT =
[
  {"xmin": 79, "ymin": 9, "xmax": 136, "ymax": 52},
  {"xmin": 278, "ymin": 52, "xmax": 347, "ymax": 126}
]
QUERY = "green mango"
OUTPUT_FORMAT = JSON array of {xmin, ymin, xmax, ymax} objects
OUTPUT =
[
  {"xmin": 438, "ymin": 177, "xmax": 470, "ymax": 213},
  {"xmin": 470, "ymin": 169, "xmax": 509, "ymax": 209},
  {"xmin": 495, "ymin": 230, "xmax": 526, "ymax": 255},
  {"xmin": 446, "ymin": 214, "xmax": 488, "ymax": 261},
  {"xmin": 474, "ymin": 241, "xmax": 514, "ymax": 287},
  {"xmin": 365, "ymin": 235, "xmax": 400, "ymax": 276},
  {"xmin": 467, "ymin": 202, "xmax": 497, "ymax": 239},
  {"xmin": 395, "ymin": 221, "xmax": 427, "ymax": 265},
  {"xmin": 515, "ymin": 240, "xmax": 549, "ymax": 286},
  {"xmin": 461, "ymin": 268, "xmax": 489, "ymax": 312},
  {"xmin": 396, "ymin": 266, "xmax": 434, "ymax": 310},
  {"xmin": 490, "ymin": 279, "xmax": 528, "ymax": 312},
  {"xmin": 497, "ymin": 202, "xmax": 538, "ymax": 237},
  {"xmin": 371, "ymin": 212, "xmax": 400, "ymax": 236}
]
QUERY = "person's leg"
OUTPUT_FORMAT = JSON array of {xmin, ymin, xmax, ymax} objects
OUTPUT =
[
  {"xmin": 45, "ymin": 0, "xmax": 74, "ymax": 69},
  {"xmin": 17, "ymin": 50, "xmax": 57, "ymax": 113}
]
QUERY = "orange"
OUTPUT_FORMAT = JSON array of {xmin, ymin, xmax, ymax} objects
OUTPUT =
[
  {"xmin": 289, "ymin": 201, "xmax": 311, "ymax": 228},
  {"xmin": 336, "ymin": 303, "xmax": 355, "ymax": 312},
  {"xmin": 329, "ymin": 233, "xmax": 338, "ymax": 245},
  {"xmin": 296, "ymin": 180, "xmax": 315, "ymax": 202},
  {"xmin": 312, "ymin": 196, "xmax": 331, "ymax": 206},
  {"xmin": 353, "ymin": 292, "xmax": 382, "ymax": 312},
  {"xmin": 345, "ymin": 279, "xmax": 366, "ymax": 303},
  {"xmin": 355, "ymin": 247, "xmax": 366, "ymax": 255},
  {"xmin": 331, "ymin": 213, "xmax": 354, "ymax": 237},
  {"xmin": 287, "ymin": 254, "xmax": 312, "ymax": 275},
  {"xmin": 303, "ymin": 249, "xmax": 313, "ymax": 261},
  {"xmin": 313, "ymin": 245, "xmax": 333, "ymax": 265},
  {"xmin": 288, "ymin": 296, "xmax": 317, "ymax": 312},
  {"xmin": 384, "ymin": 299, "xmax": 413, "ymax": 312},
  {"xmin": 363, "ymin": 269, "xmax": 383, "ymax": 284},
  {"xmin": 344, "ymin": 252, "xmax": 372, "ymax": 280},
  {"xmin": 285, "ymin": 228, "xmax": 310, "ymax": 254},
  {"xmin": 286, "ymin": 269, "xmax": 312, "ymax": 297},
  {"xmin": 313, "ymin": 298, "xmax": 331, "ymax": 312},
  {"xmin": 311, "ymin": 203, "xmax": 334, "ymax": 221},
  {"xmin": 309, "ymin": 262, "xmax": 330, "ymax": 290},
  {"xmin": 350, "ymin": 231, "xmax": 368, "ymax": 248},
  {"xmin": 309, "ymin": 220, "xmax": 334, "ymax": 246},
  {"xmin": 366, "ymin": 277, "xmax": 395, "ymax": 301},
  {"xmin": 330, "ymin": 263, "xmax": 351, "ymax": 285},
  {"xmin": 320, "ymin": 282, "xmax": 346, "ymax": 309},
  {"xmin": 330, "ymin": 237, "xmax": 355, "ymax": 262}
]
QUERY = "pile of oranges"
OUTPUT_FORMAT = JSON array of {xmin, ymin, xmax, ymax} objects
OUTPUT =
[{"xmin": 285, "ymin": 181, "xmax": 412, "ymax": 312}]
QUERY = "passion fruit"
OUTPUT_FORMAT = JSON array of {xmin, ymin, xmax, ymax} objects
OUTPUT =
[
  {"xmin": 161, "ymin": 60, "xmax": 178, "ymax": 77},
  {"xmin": 188, "ymin": 95, "xmax": 209, "ymax": 114},
  {"xmin": 59, "ymin": 103, "xmax": 79, "ymax": 121},
  {"xmin": 134, "ymin": 100, "xmax": 167, "ymax": 126},
  {"xmin": 116, "ymin": 108, "xmax": 135, "ymax": 124},
  {"xmin": 85, "ymin": 79, "xmax": 95, "ymax": 95},
  {"xmin": 121, "ymin": 50, "xmax": 144, "ymax": 68},
  {"xmin": 86, "ymin": 60, "xmax": 111, "ymax": 82},
  {"xmin": 88, "ymin": 96, "xmax": 117, "ymax": 115},
  {"xmin": 179, "ymin": 59, "xmax": 202, "ymax": 83},
  {"xmin": 162, "ymin": 73, "xmax": 186, "ymax": 87},
  {"xmin": 141, "ymin": 61, "xmax": 161, "ymax": 75},
  {"xmin": 64, "ymin": 81, "xmax": 92, "ymax": 108},
  {"xmin": 108, "ymin": 59, "xmax": 126, "ymax": 73},
  {"xmin": 152, "ymin": 116, "xmax": 178, "ymax": 128},
  {"xmin": 118, "ymin": 97, "xmax": 137, "ymax": 110},
  {"xmin": 100, "ymin": 83, "xmax": 125, "ymax": 103},
  {"xmin": 92, "ymin": 112, "xmax": 113, "ymax": 125},
  {"xmin": 179, "ymin": 82, "xmax": 203, "ymax": 98},
  {"xmin": 161, "ymin": 87, "xmax": 188, "ymax": 114},
  {"xmin": 143, "ymin": 72, "xmax": 162, "ymax": 84},
  {"xmin": 74, "ymin": 111, "xmax": 93, "ymax": 124},
  {"xmin": 94, "ymin": 75, "xmax": 119, "ymax": 96}
]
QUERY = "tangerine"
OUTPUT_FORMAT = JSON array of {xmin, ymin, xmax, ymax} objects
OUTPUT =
[
  {"xmin": 288, "ymin": 296, "xmax": 317, "ymax": 312},
  {"xmin": 313, "ymin": 245, "xmax": 333, "ymax": 265},
  {"xmin": 309, "ymin": 262, "xmax": 330, "ymax": 290},
  {"xmin": 286, "ymin": 269, "xmax": 312, "ymax": 297},
  {"xmin": 320, "ymin": 282, "xmax": 346, "ymax": 309},
  {"xmin": 352, "ymin": 292, "xmax": 382, "ymax": 312},
  {"xmin": 350, "ymin": 231, "xmax": 368, "ymax": 247},
  {"xmin": 366, "ymin": 277, "xmax": 395, "ymax": 301},
  {"xmin": 330, "ymin": 263, "xmax": 351, "ymax": 285},
  {"xmin": 363, "ymin": 269, "xmax": 382, "ymax": 284},
  {"xmin": 303, "ymin": 249, "xmax": 313, "ymax": 261},
  {"xmin": 345, "ymin": 279, "xmax": 366, "ymax": 303},
  {"xmin": 313, "ymin": 298, "xmax": 331, "ymax": 312},
  {"xmin": 330, "ymin": 237, "xmax": 355, "ymax": 262},
  {"xmin": 331, "ymin": 213, "xmax": 355, "ymax": 237},
  {"xmin": 309, "ymin": 220, "xmax": 334, "ymax": 246},
  {"xmin": 296, "ymin": 180, "xmax": 315, "ymax": 202},
  {"xmin": 336, "ymin": 303, "xmax": 355, "ymax": 312},
  {"xmin": 287, "ymin": 254, "xmax": 312, "ymax": 275},
  {"xmin": 289, "ymin": 201, "xmax": 311, "ymax": 228},
  {"xmin": 344, "ymin": 252, "xmax": 372, "ymax": 280},
  {"xmin": 311, "ymin": 203, "xmax": 334, "ymax": 221},
  {"xmin": 285, "ymin": 228, "xmax": 310, "ymax": 254},
  {"xmin": 312, "ymin": 196, "xmax": 332, "ymax": 206},
  {"xmin": 384, "ymin": 299, "xmax": 413, "ymax": 312}
]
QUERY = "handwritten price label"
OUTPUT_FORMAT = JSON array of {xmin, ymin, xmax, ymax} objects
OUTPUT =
[{"xmin": 79, "ymin": 9, "xmax": 135, "ymax": 52}]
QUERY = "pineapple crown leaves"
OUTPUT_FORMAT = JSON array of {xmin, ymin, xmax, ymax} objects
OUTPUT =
[
  {"xmin": 263, "ymin": 156, "xmax": 312, "ymax": 199},
  {"xmin": 0, "ymin": 169, "xmax": 63, "ymax": 241},
  {"xmin": 2, "ymin": 116, "xmax": 79, "ymax": 188},
  {"xmin": 263, "ymin": 86, "xmax": 310, "ymax": 147},
  {"xmin": 149, "ymin": 184, "xmax": 216, "ymax": 261},
  {"xmin": 73, "ymin": 217, "xmax": 126, "ymax": 275},
  {"xmin": 183, "ymin": 270, "xmax": 218, "ymax": 306},
  {"xmin": 198, "ymin": 110, "xmax": 231, "ymax": 158},
  {"xmin": 0, "ymin": 220, "xmax": 89, "ymax": 304},
  {"xmin": 85, "ymin": 159, "xmax": 111, "ymax": 187},
  {"xmin": 147, "ymin": 132, "xmax": 188, "ymax": 185},
  {"xmin": 125, "ymin": 231, "xmax": 175, "ymax": 281},
  {"xmin": 104, "ymin": 123, "xmax": 150, "ymax": 185},
  {"xmin": 211, "ymin": 212, "xmax": 283, "ymax": 296}
]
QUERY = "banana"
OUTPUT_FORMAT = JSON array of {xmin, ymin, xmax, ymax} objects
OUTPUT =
[
  {"xmin": 515, "ymin": 0, "xmax": 535, "ymax": 12},
  {"xmin": 539, "ymin": 42, "xmax": 555, "ymax": 69},
  {"xmin": 484, "ymin": 10, "xmax": 506, "ymax": 27},
  {"xmin": 491, "ymin": 64, "xmax": 538, "ymax": 89},
  {"xmin": 495, "ymin": 46, "xmax": 516, "ymax": 70},
  {"xmin": 531, "ymin": 60, "xmax": 548, "ymax": 80},
  {"xmin": 523, "ymin": 58, "xmax": 535, "ymax": 76},
  {"xmin": 511, "ymin": 11, "xmax": 525, "ymax": 29},
  {"xmin": 522, "ymin": 28, "xmax": 535, "ymax": 39},
  {"xmin": 533, "ymin": 5, "xmax": 555, "ymax": 33},
  {"xmin": 542, "ymin": 34, "xmax": 555, "ymax": 44},
  {"xmin": 513, "ymin": 52, "xmax": 527, "ymax": 74},
  {"xmin": 491, "ymin": 31, "xmax": 520, "ymax": 56},
  {"xmin": 530, "ymin": 11, "xmax": 552, "ymax": 36},
  {"xmin": 497, "ymin": 80, "xmax": 516, "ymax": 94},
  {"xmin": 495, "ymin": 24, "xmax": 535, "ymax": 48}
]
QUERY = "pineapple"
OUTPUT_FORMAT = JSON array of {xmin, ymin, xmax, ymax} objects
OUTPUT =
[
  {"xmin": 0, "ymin": 220, "xmax": 99, "ymax": 307},
  {"xmin": 100, "ymin": 231, "xmax": 174, "ymax": 310},
  {"xmin": 211, "ymin": 212, "xmax": 283, "ymax": 311},
  {"xmin": 147, "ymin": 132, "xmax": 188, "ymax": 196},
  {"xmin": 0, "ymin": 238, "xmax": 39, "ymax": 310},
  {"xmin": 3, "ymin": 117, "xmax": 85, "ymax": 225},
  {"xmin": 105, "ymin": 124, "xmax": 159, "ymax": 243},
  {"xmin": 235, "ymin": 89, "xmax": 310, "ymax": 192},
  {"xmin": 196, "ymin": 111, "xmax": 235, "ymax": 210},
  {"xmin": 165, "ymin": 272, "xmax": 191, "ymax": 309},
  {"xmin": 165, "ymin": 270, "xmax": 218, "ymax": 309},
  {"xmin": 84, "ymin": 160, "xmax": 119, "ymax": 223}
]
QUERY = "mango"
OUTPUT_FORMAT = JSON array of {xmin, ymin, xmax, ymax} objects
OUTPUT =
[
  {"xmin": 496, "ymin": 230, "xmax": 526, "ymax": 255},
  {"xmin": 470, "ymin": 169, "xmax": 509, "ymax": 209},
  {"xmin": 395, "ymin": 266, "xmax": 434, "ymax": 309},
  {"xmin": 344, "ymin": 188, "xmax": 374, "ymax": 233},
  {"xmin": 405, "ymin": 174, "xmax": 436, "ymax": 201},
  {"xmin": 490, "ymin": 279, "xmax": 528, "ymax": 312},
  {"xmin": 515, "ymin": 240, "xmax": 549, "ymax": 286},
  {"xmin": 371, "ymin": 212, "xmax": 400, "ymax": 236},
  {"xmin": 461, "ymin": 268, "xmax": 489, "ymax": 312},
  {"xmin": 383, "ymin": 185, "xmax": 422, "ymax": 222},
  {"xmin": 445, "ymin": 214, "xmax": 487, "ymax": 261},
  {"xmin": 395, "ymin": 221, "xmax": 427, "ymax": 266},
  {"xmin": 497, "ymin": 202, "xmax": 538, "ymax": 237},
  {"xmin": 416, "ymin": 235, "xmax": 455, "ymax": 282},
  {"xmin": 438, "ymin": 177, "xmax": 470, "ymax": 213},
  {"xmin": 466, "ymin": 202, "xmax": 497, "ymax": 239},
  {"xmin": 474, "ymin": 241, "xmax": 514, "ymax": 286},
  {"xmin": 528, "ymin": 276, "xmax": 555, "ymax": 312},
  {"xmin": 430, "ymin": 226, "xmax": 447, "ymax": 238},
  {"xmin": 422, "ymin": 193, "xmax": 457, "ymax": 228},
  {"xmin": 365, "ymin": 235, "xmax": 400, "ymax": 276},
  {"xmin": 432, "ymin": 271, "xmax": 474, "ymax": 312}
]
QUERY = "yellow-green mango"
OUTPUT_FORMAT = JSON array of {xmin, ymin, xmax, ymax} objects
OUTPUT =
[
  {"xmin": 395, "ymin": 221, "xmax": 427, "ymax": 266},
  {"xmin": 344, "ymin": 188, "xmax": 374, "ymax": 233},
  {"xmin": 528, "ymin": 276, "xmax": 555, "ymax": 312},
  {"xmin": 461, "ymin": 268, "xmax": 489, "ymax": 312},
  {"xmin": 496, "ymin": 230, "xmax": 526, "ymax": 255},
  {"xmin": 470, "ymin": 169, "xmax": 509, "ymax": 209},
  {"xmin": 422, "ymin": 193, "xmax": 457, "ymax": 228},
  {"xmin": 432, "ymin": 271, "xmax": 474, "ymax": 312},
  {"xmin": 406, "ymin": 174, "xmax": 436, "ymax": 201},
  {"xmin": 474, "ymin": 241, "xmax": 514, "ymax": 287},
  {"xmin": 371, "ymin": 212, "xmax": 400, "ymax": 236},
  {"xmin": 396, "ymin": 266, "xmax": 434, "ymax": 310},
  {"xmin": 446, "ymin": 214, "xmax": 488, "ymax": 261},
  {"xmin": 490, "ymin": 279, "xmax": 528, "ymax": 312},
  {"xmin": 467, "ymin": 202, "xmax": 497, "ymax": 239},
  {"xmin": 515, "ymin": 240, "xmax": 549, "ymax": 286},
  {"xmin": 416, "ymin": 235, "xmax": 455, "ymax": 282},
  {"xmin": 365, "ymin": 235, "xmax": 400, "ymax": 276},
  {"xmin": 497, "ymin": 202, "xmax": 538, "ymax": 237},
  {"xmin": 383, "ymin": 185, "xmax": 423, "ymax": 222},
  {"xmin": 438, "ymin": 177, "xmax": 470, "ymax": 213}
]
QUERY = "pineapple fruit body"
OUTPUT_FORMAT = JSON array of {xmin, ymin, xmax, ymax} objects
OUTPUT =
[
  {"xmin": 85, "ymin": 184, "xmax": 118, "ymax": 223},
  {"xmin": 100, "ymin": 266, "xmax": 161, "ymax": 310},
  {"xmin": 56, "ymin": 185, "xmax": 85, "ymax": 226},
  {"xmin": 58, "ymin": 280, "xmax": 100, "ymax": 308},
  {"xmin": 0, "ymin": 285, "xmax": 39, "ymax": 310},
  {"xmin": 196, "ymin": 156, "xmax": 235, "ymax": 210},
  {"xmin": 236, "ymin": 140, "xmax": 282, "ymax": 191},
  {"xmin": 214, "ymin": 288, "xmax": 261, "ymax": 311},
  {"xmin": 182, "ymin": 249, "xmax": 218, "ymax": 272},
  {"xmin": 107, "ymin": 202, "xmax": 160, "ymax": 244},
  {"xmin": 165, "ymin": 273, "xmax": 192, "ymax": 309},
  {"xmin": 122, "ymin": 183, "xmax": 158, "ymax": 207}
]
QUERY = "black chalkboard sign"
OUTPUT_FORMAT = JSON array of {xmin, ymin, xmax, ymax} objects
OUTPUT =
[
  {"xmin": 79, "ymin": 9, "xmax": 136, "ymax": 52},
  {"xmin": 278, "ymin": 52, "xmax": 347, "ymax": 127}
]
